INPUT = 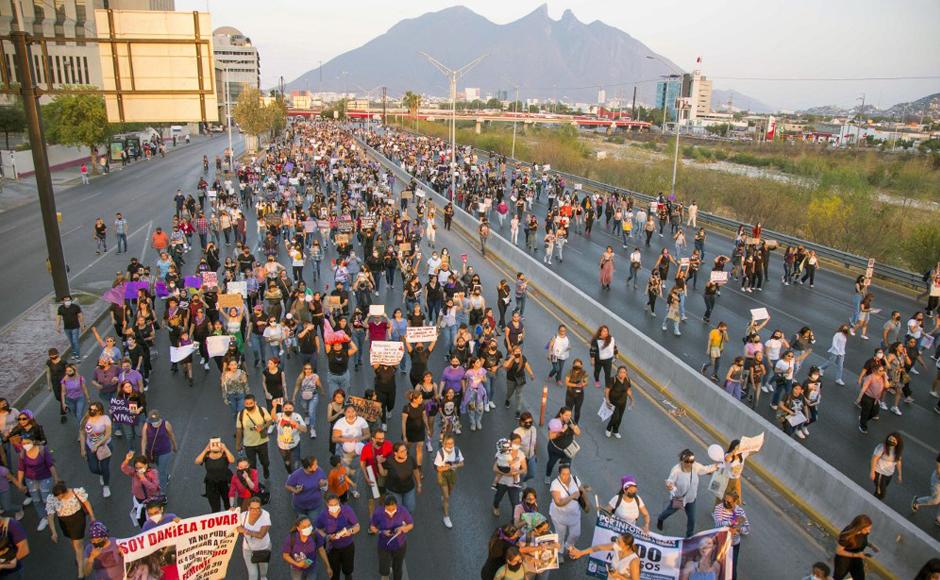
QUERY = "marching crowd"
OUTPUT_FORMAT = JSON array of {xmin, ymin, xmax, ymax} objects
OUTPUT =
[{"xmin": 0, "ymin": 119, "xmax": 935, "ymax": 580}]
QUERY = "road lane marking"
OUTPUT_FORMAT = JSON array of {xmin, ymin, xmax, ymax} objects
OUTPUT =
[
  {"xmin": 899, "ymin": 430, "xmax": 939, "ymax": 454},
  {"xmin": 68, "ymin": 220, "xmax": 151, "ymax": 281}
]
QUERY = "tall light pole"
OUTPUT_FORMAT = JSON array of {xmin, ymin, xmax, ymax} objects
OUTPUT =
[
  {"xmin": 645, "ymin": 55, "xmax": 687, "ymax": 198},
  {"xmin": 511, "ymin": 86, "xmax": 519, "ymax": 158},
  {"xmin": 419, "ymin": 51, "xmax": 487, "ymax": 199},
  {"xmin": 670, "ymin": 97, "xmax": 689, "ymax": 199},
  {"xmin": 221, "ymin": 64, "xmax": 233, "ymax": 168}
]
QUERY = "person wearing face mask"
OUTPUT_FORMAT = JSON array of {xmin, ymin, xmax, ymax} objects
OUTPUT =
[
  {"xmin": 61, "ymin": 364, "xmax": 91, "ymax": 421},
  {"xmin": 656, "ymin": 449, "xmax": 720, "ymax": 537},
  {"xmin": 281, "ymin": 516, "xmax": 331, "ymax": 580},
  {"xmin": 870, "ymin": 432, "xmax": 904, "ymax": 500},
  {"xmin": 369, "ymin": 495, "xmax": 414, "ymax": 580},
  {"xmin": 56, "ymin": 295, "xmax": 85, "ymax": 362},
  {"xmin": 316, "ymin": 494, "xmax": 360, "ymax": 580},
  {"xmin": 819, "ymin": 325, "xmax": 851, "ymax": 386},
  {"xmin": 119, "ymin": 453, "xmax": 161, "ymax": 526},
  {"xmin": 711, "ymin": 491, "xmax": 750, "ymax": 580},
  {"xmin": 140, "ymin": 410, "xmax": 178, "ymax": 491},
  {"xmin": 236, "ymin": 395, "xmax": 273, "ymax": 481},
  {"xmin": 605, "ymin": 476, "xmax": 650, "ymax": 533},
  {"xmin": 83, "ymin": 520, "xmax": 124, "ymax": 579},
  {"xmin": 140, "ymin": 498, "xmax": 180, "ymax": 531},
  {"xmin": 79, "ymin": 402, "xmax": 113, "ymax": 498},
  {"xmin": 16, "ymin": 432, "xmax": 58, "ymax": 530},
  {"xmin": 569, "ymin": 533, "xmax": 642, "ymax": 580},
  {"xmin": 481, "ymin": 522, "xmax": 523, "ymax": 580}
]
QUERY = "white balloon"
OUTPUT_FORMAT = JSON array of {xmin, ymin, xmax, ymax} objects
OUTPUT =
[{"xmin": 707, "ymin": 444, "xmax": 725, "ymax": 463}]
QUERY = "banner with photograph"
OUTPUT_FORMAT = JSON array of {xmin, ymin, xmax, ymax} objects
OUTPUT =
[
  {"xmin": 117, "ymin": 510, "xmax": 240, "ymax": 579},
  {"xmin": 586, "ymin": 512, "xmax": 732, "ymax": 580}
]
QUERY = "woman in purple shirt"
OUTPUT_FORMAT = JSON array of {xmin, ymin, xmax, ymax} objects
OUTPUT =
[
  {"xmin": 439, "ymin": 355, "xmax": 466, "ymax": 396},
  {"xmin": 315, "ymin": 494, "xmax": 360, "ymax": 580},
  {"xmin": 61, "ymin": 365, "xmax": 91, "ymax": 420},
  {"xmin": 16, "ymin": 433, "xmax": 59, "ymax": 527},
  {"xmin": 369, "ymin": 496, "xmax": 413, "ymax": 580},
  {"xmin": 462, "ymin": 357, "xmax": 489, "ymax": 432},
  {"xmin": 281, "ymin": 516, "xmax": 331, "ymax": 580}
]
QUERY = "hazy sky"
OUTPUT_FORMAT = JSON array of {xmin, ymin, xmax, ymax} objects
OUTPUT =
[{"xmin": 181, "ymin": 0, "xmax": 940, "ymax": 110}]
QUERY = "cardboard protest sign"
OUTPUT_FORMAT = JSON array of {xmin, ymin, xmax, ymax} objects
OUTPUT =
[
  {"xmin": 370, "ymin": 341, "xmax": 404, "ymax": 366},
  {"xmin": 406, "ymin": 326, "xmax": 437, "ymax": 343},
  {"xmin": 348, "ymin": 396, "xmax": 383, "ymax": 423},
  {"xmin": 170, "ymin": 344, "xmax": 196, "ymax": 363}
]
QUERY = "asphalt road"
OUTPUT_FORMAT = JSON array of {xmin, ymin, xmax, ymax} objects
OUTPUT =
[{"xmin": 8, "ymin": 131, "xmax": 843, "ymax": 579}]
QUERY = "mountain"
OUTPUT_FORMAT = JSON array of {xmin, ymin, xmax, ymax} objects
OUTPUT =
[
  {"xmin": 286, "ymin": 5, "xmax": 769, "ymax": 112},
  {"xmin": 799, "ymin": 93, "xmax": 940, "ymax": 119}
]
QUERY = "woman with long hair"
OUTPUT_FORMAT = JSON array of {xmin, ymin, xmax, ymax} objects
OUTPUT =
[
  {"xmin": 570, "ymin": 533, "xmax": 641, "ymax": 580},
  {"xmin": 870, "ymin": 432, "xmax": 903, "ymax": 500},
  {"xmin": 281, "ymin": 516, "xmax": 331, "ymax": 580},
  {"xmin": 590, "ymin": 325, "xmax": 617, "ymax": 389},
  {"xmin": 833, "ymin": 514, "xmax": 874, "ymax": 580}
]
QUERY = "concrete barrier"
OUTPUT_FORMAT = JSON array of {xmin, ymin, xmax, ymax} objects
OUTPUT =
[{"xmin": 357, "ymin": 135, "xmax": 939, "ymax": 579}]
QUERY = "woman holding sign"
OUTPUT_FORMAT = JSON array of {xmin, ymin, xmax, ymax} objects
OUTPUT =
[{"xmin": 568, "ymin": 532, "xmax": 641, "ymax": 580}]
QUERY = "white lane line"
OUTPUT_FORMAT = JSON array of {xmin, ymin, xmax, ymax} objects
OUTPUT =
[
  {"xmin": 899, "ymin": 430, "xmax": 939, "ymax": 455},
  {"xmin": 62, "ymin": 225, "xmax": 82, "ymax": 236},
  {"xmin": 140, "ymin": 220, "xmax": 154, "ymax": 264},
  {"xmin": 68, "ymin": 221, "xmax": 151, "ymax": 281}
]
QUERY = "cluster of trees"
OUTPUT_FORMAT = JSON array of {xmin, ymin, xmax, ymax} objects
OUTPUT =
[{"xmin": 233, "ymin": 87, "xmax": 286, "ymax": 149}]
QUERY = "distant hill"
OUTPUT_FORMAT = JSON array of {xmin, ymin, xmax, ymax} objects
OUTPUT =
[
  {"xmin": 799, "ymin": 92, "xmax": 940, "ymax": 119},
  {"xmin": 286, "ymin": 4, "xmax": 769, "ymax": 112},
  {"xmin": 711, "ymin": 89, "xmax": 773, "ymax": 114}
]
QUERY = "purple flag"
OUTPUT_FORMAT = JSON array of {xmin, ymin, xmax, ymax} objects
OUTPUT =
[
  {"xmin": 102, "ymin": 284, "xmax": 126, "ymax": 305},
  {"xmin": 184, "ymin": 276, "xmax": 202, "ymax": 290},
  {"xmin": 284, "ymin": 162, "xmax": 294, "ymax": 172},
  {"xmin": 154, "ymin": 280, "xmax": 169, "ymax": 298},
  {"xmin": 124, "ymin": 281, "xmax": 147, "ymax": 300}
]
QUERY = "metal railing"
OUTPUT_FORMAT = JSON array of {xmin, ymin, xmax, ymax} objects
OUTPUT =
[{"xmin": 467, "ymin": 146, "xmax": 924, "ymax": 289}]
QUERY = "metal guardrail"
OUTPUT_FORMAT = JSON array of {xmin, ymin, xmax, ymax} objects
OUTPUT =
[{"xmin": 463, "ymin": 144, "xmax": 923, "ymax": 289}]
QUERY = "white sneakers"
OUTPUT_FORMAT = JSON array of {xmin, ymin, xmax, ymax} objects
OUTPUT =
[
  {"xmin": 605, "ymin": 430, "xmax": 612, "ymax": 438},
  {"xmin": 37, "ymin": 519, "xmax": 48, "ymax": 531},
  {"xmin": 103, "ymin": 485, "xmax": 111, "ymax": 498},
  {"xmin": 890, "ymin": 406, "xmax": 902, "ymax": 416},
  {"xmin": 310, "ymin": 429, "xmax": 317, "ymax": 439},
  {"xmin": 443, "ymin": 516, "xmax": 453, "ymax": 529}
]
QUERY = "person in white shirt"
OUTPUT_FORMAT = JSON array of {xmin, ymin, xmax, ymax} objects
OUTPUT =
[
  {"xmin": 433, "ymin": 434, "xmax": 464, "ymax": 529},
  {"xmin": 604, "ymin": 475, "xmax": 650, "ymax": 532},
  {"xmin": 761, "ymin": 330, "xmax": 788, "ymax": 391},
  {"xmin": 547, "ymin": 325, "xmax": 571, "ymax": 385},
  {"xmin": 655, "ymin": 449, "xmax": 719, "ymax": 537},
  {"xmin": 687, "ymin": 201, "xmax": 698, "ymax": 227},
  {"xmin": 332, "ymin": 407, "xmax": 370, "ymax": 489},
  {"xmin": 627, "ymin": 248, "xmax": 642, "ymax": 289},
  {"xmin": 549, "ymin": 463, "xmax": 585, "ymax": 561},
  {"xmin": 819, "ymin": 325, "xmax": 850, "ymax": 386}
]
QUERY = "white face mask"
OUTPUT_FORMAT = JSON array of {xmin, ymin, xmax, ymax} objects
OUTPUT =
[
  {"xmin": 149, "ymin": 514, "xmax": 163, "ymax": 524},
  {"xmin": 21, "ymin": 443, "xmax": 33, "ymax": 452},
  {"xmin": 328, "ymin": 505, "xmax": 341, "ymax": 515},
  {"xmin": 63, "ymin": 300, "xmax": 72, "ymax": 307},
  {"xmin": 137, "ymin": 467, "xmax": 147, "ymax": 475},
  {"xmin": 300, "ymin": 526, "xmax": 313, "ymax": 536}
]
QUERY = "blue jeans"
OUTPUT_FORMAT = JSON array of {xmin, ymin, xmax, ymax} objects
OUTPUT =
[
  {"xmin": 657, "ymin": 498, "xmax": 697, "ymax": 537},
  {"xmin": 25, "ymin": 477, "xmax": 53, "ymax": 519},
  {"xmin": 294, "ymin": 505, "xmax": 322, "ymax": 526},
  {"xmin": 771, "ymin": 379, "xmax": 793, "ymax": 406},
  {"xmin": 116, "ymin": 421, "xmax": 138, "ymax": 448},
  {"xmin": 86, "ymin": 443, "xmax": 112, "ymax": 486},
  {"xmin": 302, "ymin": 394, "xmax": 319, "ymax": 434},
  {"xmin": 0, "ymin": 487, "xmax": 19, "ymax": 516},
  {"xmin": 298, "ymin": 352, "xmax": 317, "ymax": 374},
  {"xmin": 65, "ymin": 395, "xmax": 87, "ymax": 419},
  {"xmin": 155, "ymin": 452, "xmax": 173, "ymax": 490},
  {"xmin": 484, "ymin": 372, "xmax": 497, "ymax": 401},
  {"xmin": 327, "ymin": 371, "xmax": 349, "ymax": 397},
  {"xmin": 516, "ymin": 295, "xmax": 527, "ymax": 317},
  {"xmin": 548, "ymin": 358, "xmax": 567, "ymax": 382},
  {"xmin": 522, "ymin": 455, "xmax": 537, "ymax": 482},
  {"xmin": 439, "ymin": 325, "xmax": 456, "ymax": 352},
  {"xmin": 117, "ymin": 233, "xmax": 128, "ymax": 253},
  {"xmin": 250, "ymin": 334, "xmax": 268, "ymax": 366},
  {"xmin": 227, "ymin": 392, "xmax": 246, "ymax": 423},
  {"xmin": 352, "ymin": 332, "xmax": 366, "ymax": 366},
  {"xmin": 388, "ymin": 489, "xmax": 416, "ymax": 514},
  {"xmin": 678, "ymin": 293, "xmax": 687, "ymax": 319},
  {"xmin": 820, "ymin": 353, "xmax": 844, "ymax": 383},
  {"xmin": 65, "ymin": 327, "xmax": 81, "ymax": 358},
  {"xmin": 850, "ymin": 294, "xmax": 863, "ymax": 325}
]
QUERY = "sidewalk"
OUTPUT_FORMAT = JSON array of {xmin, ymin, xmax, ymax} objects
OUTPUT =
[{"xmin": 0, "ymin": 133, "xmax": 221, "ymax": 213}]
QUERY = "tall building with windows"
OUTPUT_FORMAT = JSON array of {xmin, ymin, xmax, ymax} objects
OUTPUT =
[
  {"xmin": 213, "ymin": 26, "xmax": 260, "ymax": 120},
  {"xmin": 682, "ymin": 69, "xmax": 712, "ymax": 121},
  {"xmin": 0, "ymin": 1, "xmax": 175, "ymax": 102},
  {"xmin": 655, "ymin": 77, "xmax": 682, "ymax": 121}
]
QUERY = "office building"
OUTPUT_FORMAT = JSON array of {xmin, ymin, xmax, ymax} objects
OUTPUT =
[
  {"xmin": 0, "ymin": 1, "xmax": 174, "ymax": 102},
  {"xmin": 597, "ymin": 88, "xmax": 606, "ymax": 105},
  {"xmin": 681, "ymin": 69, "xmax": 712, "ymax": 121},
  {"xmin": 213, "ymin": 25, "xmax": 261, "ymax": 120},
  {"xmin": 655, "ymin": 77, "xmax": 682, "ymax": 122}
]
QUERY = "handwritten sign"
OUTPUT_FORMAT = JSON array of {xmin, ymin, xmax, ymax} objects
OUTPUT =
[
  {"xmin": 361, "ymin": 217, "xmax": 376, "ymax": 229},
  {"xmin": 304, "ymin": 219, "xmax": 316, "ymax": 233},
  {"xmin": 750, "ymin": 307, "xmax": 770, "ymax": 322},
  {"xmin": 202, "ymin": 271, "xmax": 219, "ymax": 289},
  {"xmin": 368, "ymin": 305, "xmax": 385, "ymax": 317},
  {"xmin": 370, "ymin": 341, "xmax": 404, "ymax": 366},
  {"xmin": 348, "ymin": 396, "xmax": 383, "ymax": 423},
  {"xmin": 738, "ymin": 432, "xmax": 765, "ymax": 454},
  {"xmin": 227, "ymin": 281, "xmax": 247, "ymax": 299},
  {"xmin": 406, "ymin": 326, "xmax": 438, "ymax": 343},
  {"xmin": 400, "ymin": 190, "xmax": 413, "ymax": 200},
  {"xmin": 337, "ymin": 218, "xmax": 355, "ymax": 233},
  {"xmin": 710, "ymin": 271, "xmax": 728, "ymax": 285},
  {"xmin": 206, "ymin": 335, "xmax": 232, "ymax": 357},
  {"xmin": 218, "ymin": 293, "xmax": 243, "ymax": 311}
]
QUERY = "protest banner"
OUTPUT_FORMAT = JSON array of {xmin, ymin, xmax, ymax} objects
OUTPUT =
[
  {"xmin": 170, "ymin": 344, "xmax": 196, "ymax": 363},
  {"xmin": 586, "ymin": 511, "xmax": 732, "ymax": 579},
  {"xmin": 399, "ymin": 242, "xmax": 411, "ymax": 253},
  {"xmin": 750, "ymin": 307, "xmax": 770, "ymax": 321},
  {"xmin": 124, "ymin": 281, "xmax": 149, "ymax": 300},
  {"xmin": 227, "ymin": 281, "xmax": 248, "ymax": 299},
  {"xmin": 117, "ymin": 510, "xmax": 240, "ymax": 580},
  {"xmin": 108, "ymin": 396, "xmax": 136, "ymax": 426},
  {"xmin": 102, "ymin": 284, "xmax": 126, "ymax": 306},
  {"xmin": 304, "ymin": 219, "xmax": 316, "ymax": 233},
  {"xmin": 710, "ymin": 271, "xmax": 729, "ymax": 285},
  {"xmin": 317, "ymin": 219, "xmax": 329, "ymax": 230},
  {"xmin": 370, "ymin": 341, "xmax": 404, "ymax": 366},
  {"xmin": 337, "ymin": 218, "xmax": 355, "ymax": 233},
  {"xmin": 183, "ymin": 276, "xmax": 202, "ymax": 290},
  {"xmin": 368, "ymin": 305, "xmax": 385, "ymax": 317},
  {"xmin": 522, "ymin": 533, "xmax": 559, "ymax": 574},
  {"xmin": 406, "ymin": 326, "xmax": 437, "ymax": 343},
  {"xmin": 574, "ymin": 183, "xmax": 582, "ymax": 190},
  {"xmin": 218, "ymin": 293, "xmax": 243, "ymax": 312},
  {"xmin": 361, "ymin": 217, "xmax": 376, "ymax": 229},
  {"xmin": 400, "ymin": 190, "xmax": 413, "ymax": 200},
  {"xmin": 206, "ymin": 335, "xmax": 232, "ymax": 358},
  {"xmin": 348, "ymin": 396, "xmax": 383, "ymax": 423},
  {"xmin": 201, "ymin": 272, "xmax": 218, "ymax": 289},
  {"xmin": 738, "ymin": 432, "xmax": 765, "ymax": 454}
]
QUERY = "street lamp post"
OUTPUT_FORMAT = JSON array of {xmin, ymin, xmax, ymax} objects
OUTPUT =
[
  {"xmin": 222, "ymin": 65, "xmax": 233, "ymax": 169},
  {"xmin": 419, "ymin": 51, "xmax": 487, "ymax": 199},
  {"xmin": 670, "ymin": 97, "xmax": 686, "ymax": 199},
  {"xmin": 511, "ymin": 86, "xmax": 519, "ymax": 158}
]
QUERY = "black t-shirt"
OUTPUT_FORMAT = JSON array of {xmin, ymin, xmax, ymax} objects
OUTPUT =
[
  {"xmin": 482, "ymin": 348, "xmax": 502, "ymax": 369},
  {"xmin": 46, "ymin": 358, "xmax": 68, "ymax": 386},
  {"xmin": 374, "ymin": 365, "xmax": 397, "ymax": 393},
  {"xmin": 505, "ymin": 355, "xmax": 528, "ymax": 382},
  {"xmin": 263, "ymin": 368, "xmax": 284, "ymax": 399},
  {"xmin": 409, "ymin": 348, "xmax": 430, "ymax": 378},
  {"xmin": 237, "ymin": 253, "xmax": 254, "ymax": 272},
  {"xmin": 203, "ymin": 454, "xmax": 232, "ymax": 483},
  {"xmin": 384, "ymin": 456, "xmax": 417, "ymax": 494},
  {"xmin": 298, "ymin": 329, "xmax": 318, "ymax": 354},
  {"xmin": 327, "ymin": 349, "xmax": 350, "ymax": 375},
  {"xmin": 58, "ymin": 304, "xmax": 82, "ymax": 329},
  {"xmin": 402, "ymin": 404, "xmax": 426, "ymax": 438},
  {"xmin": 607, "ymin": 377, "xmax": 631, "ymax": 405}
]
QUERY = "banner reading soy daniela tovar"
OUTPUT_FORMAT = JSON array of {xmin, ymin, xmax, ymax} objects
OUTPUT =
[
  {"xmin": 117, "ymin": 511, "xmax": 240, "ymax": 580},
  {"xmin": 586, "ymin": 511, "xmax": 732, "ymax": 580}
]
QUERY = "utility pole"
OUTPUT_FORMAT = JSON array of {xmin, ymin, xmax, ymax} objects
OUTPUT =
[
  {"xmin": 671, "ymin": 97, "xmax": 685, "ymax": 199},
  {"xmin": 855, "ymin": 93, "xmax": 866, "ymax": 147},
  {"xmin": 511, "ymin": 86, "xmax": 519, "ymax": 158},
  {"xmin": 11, "ymin": 21, "xmax": 69, "ymax": 299},
  {"xmin": 631, "ymin": 85, "xmax": 637, "ymax": 120},
  {"xmin": 224, "ymin": 65, "xmax": 233, "ymax": 168},
  {"xmin": 418, "ymin": 51, "xmax": 487, "ymax": 200},
  {"xmin": 381, "ymin": 86, "xmax": 387, "ymax": 126}
]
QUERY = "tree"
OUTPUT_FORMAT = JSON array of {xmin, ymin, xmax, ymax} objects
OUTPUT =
[
  {"xmin": 233, "ymin": 87, "xmax": 270, "ymax": 149},
  {"xmin": 900, "ymin": 223, "xmax": 940, "ymax": 272},
  {"xmin": 402, "ymin": 91, "xmax": 421, "ymax": 117},
  {"xmin": 320, "ymin": 98, "xmax": 347, "ymax": 121},
  {"xmin": 485, "ymin": 98, "xmax": 502, "ymax": 111},
  {"xmin": 268, "ymin": 93, "xmax": 287, "ymax": 136},
  {"xmin": 43, "ymin": 92, "xmax": 111, "ymax": 174},
  {"xmin": 0, "ymin": 102, "xmax": 26, "ymax": 150}
]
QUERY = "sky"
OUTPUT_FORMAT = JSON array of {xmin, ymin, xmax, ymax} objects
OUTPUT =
[{"xmin": 180, "ymin": 0, "xmax": 940, "ymax": 111}]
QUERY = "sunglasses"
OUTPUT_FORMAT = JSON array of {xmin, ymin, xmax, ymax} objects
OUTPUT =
[{"xmin": 17, "ymin": 417, "xmax": 29, "ymax": 422}]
